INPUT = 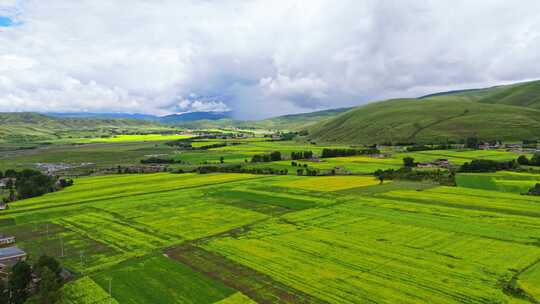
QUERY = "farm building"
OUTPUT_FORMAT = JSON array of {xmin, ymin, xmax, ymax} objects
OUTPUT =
[
  {"xmin": 0, "ymin": 178, "xmax": 14, "ymax": 188},
  {"xmin": 0, "ymin": 236, "xmax": 15, "ymax": 247},
  {"xmin": 0, "ymin": 247, "xmax": 27, "ymax": 280},
  {"xmin": 416, "ymin": 162, "xmax": 434, "ymax": 168},
  {"xmin": 433, "ymin": 158, "xmax": 451, "ymax": 167}
]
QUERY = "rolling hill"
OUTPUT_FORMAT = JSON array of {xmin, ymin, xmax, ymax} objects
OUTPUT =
[
  {"xmin": 309, "ymin": 80, "xmax": 540, "ymax": 144},
  {"xmin": 0, "ymin": 112, "xmax": 170, "ymax": 144},
  {"xmin": 172, "ymin": 108, "xmax": 352, "ymax": 130}
]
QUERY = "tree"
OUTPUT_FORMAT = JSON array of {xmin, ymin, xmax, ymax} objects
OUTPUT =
[
  {"xmin": 465, "ymin": 137, "xmax": 479, "ymax": 149},
  {"xmin": 517, "ymin": 155, "xmax": 529, "ymax": 165},
  {"xmin": 8, "ymin": 261, "xmax": 32, "ymax": 304},
  {"xmin": 0, "ymin": 280, "xmax": 8, "ymax": 304},
  {"xmin": 531, "ymin": 153, "xmax": 540, "ymax": 166},
  {"xmin": 26, "ymin": 268, "xmax": 62, "ymax": 304},
  {"xmin": 270, "ymin": 151, "xmax": 281, "ymax": 161},
  {"xmin": 35, "ymin": 255, "xmax": 61, "ymax": 278},
  {"xmin": 403, "ymin": 157, "xmax": 415, "ymax": 168},
  {"xmin": 219, "ymin": 156, "xmax": 224, "ymax": 164}
]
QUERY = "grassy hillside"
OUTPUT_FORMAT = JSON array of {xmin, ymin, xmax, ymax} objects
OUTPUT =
[
  {"xmin": 421, "ymin": 79, "xmax": 540, "ymax": 109},
  {"xmin": 0, "ymin": 112, "xmax": 172, "ymax": 144},
  {"xmin": 309, "ymin": 98, "xmax": 540, "ymax": 144}
]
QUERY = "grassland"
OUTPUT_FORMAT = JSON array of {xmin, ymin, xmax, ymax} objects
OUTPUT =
[{"xmin": 309, "ymin": 80, "xmax": 540, "ymax": 144}]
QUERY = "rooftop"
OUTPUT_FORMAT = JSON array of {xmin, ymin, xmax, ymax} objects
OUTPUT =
[{"xmin": 0, "ymin": 247, "xmax": 26, "ymax": 260}]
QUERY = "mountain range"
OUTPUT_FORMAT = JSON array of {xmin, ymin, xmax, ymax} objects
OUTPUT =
[{"xmin": 3, "ymin": 79, "xmax": 540, "ymax": 145}]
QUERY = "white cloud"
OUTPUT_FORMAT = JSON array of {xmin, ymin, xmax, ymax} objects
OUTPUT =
[
  {"xmin": 1, "ymin": 0, "xmax": 540, "ymax": 118},
  {"xmin": 175, "ymin": 98, "xmax": 230, "ymax": 113}
]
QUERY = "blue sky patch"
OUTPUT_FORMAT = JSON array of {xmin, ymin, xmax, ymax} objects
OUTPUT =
[{"xmin": 0, "ymin": 16, "xmax": 14, "ymax": 27}]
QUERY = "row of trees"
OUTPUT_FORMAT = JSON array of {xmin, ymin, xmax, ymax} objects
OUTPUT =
[
  {"xmin": 251, "ymin": 151, "xmax": 282, "ymax": 163},
  {"xmin": 459, "ymin": 159, "xmax": 518, "ymax": 173},
  {"xmin": 517, "ymin": 153, "xmax": 540, "ymax": 166},
  {"xmin": 320, "ymin": 148, "xmax": 380, "ymax": 158},
  {"xmin": 405, "ymin": 144, "xmax": 451, "ymax": 152},
  {"xmin": 197, "ymin": 164, "xmax": 288, "ymax": 175},
  {"xmin": 1, "ymin": 170, "xmax": 73, "ymax": 203},
  {"xmin": 290, "ymin": 151, "xmax": 314, "ymax": 160},
  {"xmin": 374, "ymin": 167, "xmax": 456, "ymax": 186},
  {"xmin": 1, "ymin": 256, "xmax": 64, "ymax": 304},
  {"xmin": 140, "ymin": 157, "xmax": 182, "ymax": 164}
]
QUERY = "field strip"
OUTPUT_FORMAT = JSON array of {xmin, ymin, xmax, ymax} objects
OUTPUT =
[
  {"xmin": 505, "ymin": 258, "xmax": 540, "ymax": 303},
  {"xmin": 377, "ymin": 193, "xmax": 540, "ymax": 219},
  {"xmin": 4, "ymin": 174, "xmax": 270, "ymax": 216},
  {"xmin": 166, "ymin": 244, "xmax": 328, "ymax": 304}
]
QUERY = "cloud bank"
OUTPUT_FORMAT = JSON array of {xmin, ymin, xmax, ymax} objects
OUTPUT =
[{"xmin": 1, "ymin": 0, "xmax": 540, "ymax": 118}]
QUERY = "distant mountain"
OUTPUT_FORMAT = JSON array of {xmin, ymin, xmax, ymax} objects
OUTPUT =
[
  {"xmin": 45, "ymin": 112, "xmax": 159, "ymax": 121},
  {"xmin": 309, "ymin": 80, "xmax": 540, "ymax": 144},
  {"xmin": 159, "ymin": 111, "xmax": 232, "ymax": 123},
  {"xmin": 170, "ymin": 108, "xmax": 353, "ymax": 130},
  {"xmin": 0, "ymin": 112, "xmax": 167, "ymax": 144}
]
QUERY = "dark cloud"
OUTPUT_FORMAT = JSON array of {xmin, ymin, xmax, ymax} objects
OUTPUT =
[{"xmin": 0, "ymin": 0, "xmax": 539, "ymax": 118}]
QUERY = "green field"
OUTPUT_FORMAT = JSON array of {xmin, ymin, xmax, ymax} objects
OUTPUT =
[
  {"xmin": 309, "ymin": 80, "xmax": 540, "ymax": 144},
  {"xmin": 457, "ymin": 171, "xmax": 540, "ymax": 193},
  {"xmin": 77, "ymin": 134, "xmax": 194, "ymax": 143},
  {"xmin": 2, "ymin": 170, "xmax": 540, "ymax": 303}
]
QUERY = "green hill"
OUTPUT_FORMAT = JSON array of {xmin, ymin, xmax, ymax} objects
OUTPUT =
[
  {"xmin": 421, "ymin": 80, "xmax": 540, "ymax": 109},
  {"xmin": 309, "ymin": 81, "xmax": 540, "ymax": 144},
  {"xmin": 0, "ymin": 112, "xmax": 169, "ymax": 144}
]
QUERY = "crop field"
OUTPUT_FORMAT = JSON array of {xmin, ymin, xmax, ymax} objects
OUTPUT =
[
  {"xmin": 274, "ymin": 175, "xmax": 382, "ymax": 191},
  {"xmin": 0, "ymin": 141, "xmax": 178, "ymax": 172},
  {"xmin": 201, "ymin": 185, "xmax": 540, "ymax": 303},
  {"xmin": 456, "ymin": 171, "xmax": 540, "ymax": 194},
  {"xmin": 395, "ymin": 149, "xmax": 527, "ymax": 165},
  {"xmin": 3, "ymin": 163, "xmax": 540, "ymax": 303},
  {"xmin": 91, "ymin": 255, "xmax": 236, "ymax": 304},
  {"xmin": 61, "ymin": 276, "xmax": 118, "ymax": 304}
]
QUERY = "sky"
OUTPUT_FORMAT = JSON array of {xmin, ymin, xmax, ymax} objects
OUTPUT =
[{"xmin": 1, "ymin": 0, "xmax": 540, "ymax": 119}]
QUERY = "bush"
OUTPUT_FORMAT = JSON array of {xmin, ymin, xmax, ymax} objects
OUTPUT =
[{"xmin": 517, "ymin": 155, "xmax": 529, "ymax": 165}]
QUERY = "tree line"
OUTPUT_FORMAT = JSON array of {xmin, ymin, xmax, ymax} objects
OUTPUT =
[
  {"xmin": 196, "ymin": 164, "xmax": 288, "ymax": 175},
  {"xmin": 320, "ymin": 148, "xmax": 380, "ymax": 158},
  {"xmin": 1, "ymin": 170, "xmax": 73, "ymax": 204},
  {"xmin": 290, "ymin": 151, "xmax": 313, "ymax": 160},
  {"xmin": 1, "ymin": 255, "xmax": 64, "ymax": 304},
  {"xmin": 251, "ymin": 151, "xmax": 282, "ymax": 162}
]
